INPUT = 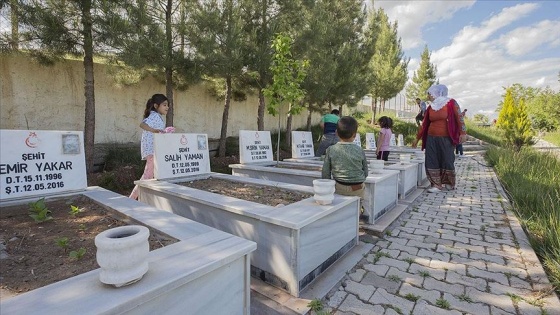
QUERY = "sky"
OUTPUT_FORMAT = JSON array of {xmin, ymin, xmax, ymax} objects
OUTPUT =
[{"xmin": 372, "ymin": 0, "xmax": 560, "ymax": 119}]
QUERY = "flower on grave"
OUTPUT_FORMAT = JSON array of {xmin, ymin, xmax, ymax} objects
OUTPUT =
[{"xmin": 164, "ymin": 126, "xmax": 176, "ymax": 133}]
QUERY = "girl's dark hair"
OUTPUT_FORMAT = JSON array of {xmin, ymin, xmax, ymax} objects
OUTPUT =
[
  {"xmin": 143, "ymin": 94, "xmax": 168, "ymax": 118},
  {"xmin": 336, "ymin": 116, "xmax": 358, "ymax": 139},
  {"xmin": 378, "ymin": 116, "xmax": 393, "ymax": 129}
]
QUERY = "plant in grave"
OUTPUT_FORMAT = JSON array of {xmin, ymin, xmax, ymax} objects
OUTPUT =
[
  {"xmin": 418, "ymin": 271, "xmax": 430, "ymax": 278},
  {"xmin": 69, "ymin": 205, "xmax": 82, "ymax": 216},
  {"xmin": 28, "ymin": 198, "xmax": 53, "ymax": 223},
  {"xmin": 307, "ymin": 299, "xmax": 324, "ymax": 312},
  {"xmin": 458, "ymin": 293, "xmax": 473, "ymax": 303},
  {"xmin": 69, "ymin": 247, "xmax": 87, "ymax": 260},
  {"xmin": 404, "ymin": 293, "xmax": 420, "ymax": 302},
  {"xmin": 435, "ymin": 298, "xmax": 450, "ymax": 309},
  {"xmin": 55, "ymin": 237, "xmax": 69, "ymax": 252},
  {"xmin": 78, "ymin": 223, "xmax": 86, "ymax": 231}
]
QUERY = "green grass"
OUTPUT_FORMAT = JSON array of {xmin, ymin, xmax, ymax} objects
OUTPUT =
[
  {"xmin": 542, "ymin": 131, "xmax": 560, "ymax": 146},
  {"xmin": 485, "ymin": 145, "xmax": 560, "ymax": 293},
  {"xmin": 465, "ymin": 122, "xmax": 505, "ymax": 146}
]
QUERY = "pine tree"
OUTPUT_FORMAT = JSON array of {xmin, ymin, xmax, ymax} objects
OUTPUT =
[
  {"xmin": 406, "ymin": 45, "xmax": 437, "ymax": 106},
  {"xmin": 497, "ymin": 88, "xmax": 534, "ymax": 150}
]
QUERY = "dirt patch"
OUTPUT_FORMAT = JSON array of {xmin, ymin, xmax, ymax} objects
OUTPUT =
[
  {"xmin": 0, "ymin": 195, "xmax": 177, "ymax": 297},
  {"xmin": 179, "ymin": 177, "xmax": 312, "ymax": 207}
]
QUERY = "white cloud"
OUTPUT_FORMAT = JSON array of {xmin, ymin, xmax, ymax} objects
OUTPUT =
[
  {"xmin": 498, "ymin": 20, "xmax": 560, "ymax": 56},
  {"xmin": 373, "ymin": 0, "xmax": 476, "ymax": 50}
]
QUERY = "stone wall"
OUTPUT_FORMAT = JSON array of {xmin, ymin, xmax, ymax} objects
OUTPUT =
[{"xmin": 0, "ymin": 54, "xmax": 321, "ymax": 144}]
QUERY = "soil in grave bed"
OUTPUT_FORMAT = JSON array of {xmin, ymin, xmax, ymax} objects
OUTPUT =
[
  {"xmin": 0, "ymin": 195, "xmax": 178, "ymax": 296},
  {"xmin": 179, "ymin": 178, "xmax": 312, "ymax": 206}
]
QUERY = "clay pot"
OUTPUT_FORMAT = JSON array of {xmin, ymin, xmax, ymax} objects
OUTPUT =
[
  {"xmin": 312, "ymin": 179, "xmax": 335, "ymax": 205},
  {"xmin": 95, "ymin": 225, "xmax": 150, "ymax": 287}
]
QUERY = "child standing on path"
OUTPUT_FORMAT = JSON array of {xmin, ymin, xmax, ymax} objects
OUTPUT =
[
  {"xmin": 321, "ymin": 116, "xmax": 369, "ymax": 222},
  {"xmin": 129, "ymin": 94, "xmax": 169, "ymax": 200},
  {"xmin": 376, "ymin": 116, "xmax": 393, "ymax": 161}
]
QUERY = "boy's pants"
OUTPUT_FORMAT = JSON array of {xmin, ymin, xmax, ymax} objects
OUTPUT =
[{"xmin": 335, "ymin": 182, "xmax": 365, "ymax": 212}]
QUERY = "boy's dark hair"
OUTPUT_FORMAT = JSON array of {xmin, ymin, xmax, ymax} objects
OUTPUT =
[
  {"xmin": 378, "ymin": 116, "xmax": 393, "ymax": 129},
  {"xmin": 331, "ymin": 109, "xmax": 340, "ymax": 115},
  {"xmin": 337, "ymin": 116, "xmax": 358, "ymax": 139}
]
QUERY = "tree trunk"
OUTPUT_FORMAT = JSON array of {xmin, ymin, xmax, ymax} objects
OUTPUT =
[
  {"xmin": 257, "ymin": 89, "xmax": 265, "ymax": 130},
  {"xmin": 338, "ymin": 105, "xmax": 343, "ymax": 115},
  {"xmin": 285, "ymin": 104, "xmax": 293, "ymax": 153},
  {"xmin": 306, "ymin": 108, "xmax": 312, "ymax": 131},
  {"xmin": 10, "ymin": 0, "xmax": 18, "ymax": 50},
  {"xmin": 219, "ymin": 76, "xmax": 232, "ymax": 157},
  {"xmin": 371, "ymin": 97, "xmax": 377, "ymax": 124},
  {"xmin": 82, "ymin": 0, "xmax": 95, "ymax": 174},
  {"xmin": 165, "ymin": 0, "xmax": 174, "ymax": 127}
]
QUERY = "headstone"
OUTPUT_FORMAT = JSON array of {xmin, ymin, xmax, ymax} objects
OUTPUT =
[
  {"xmin": 390, "ymin": 134, "xmax": 396, "ymax": 146},
  {"xmin": 397, "ymin": 134, "xmax": 404, "ymax": 147},
  {"xmin": 365, "ymin": 133, "xmax": 377, "ymax": 150},
  {"xmin": 0, "ymin": 130, "xmax": 87, "ymax": 201},
  {"xmin": 153, "ymin": 133, "xmax": 211, "ymax": 179},
  {"xmin": 291, "ymin": 131, "xmax": 314, "ymax": 158},
  {"xmin": 239, "ymin": 130, "xmax": 273, "ymax": 164},
  {"xmin": 353, "ymin": 133, "xmax": 361, "ymax": 147}
]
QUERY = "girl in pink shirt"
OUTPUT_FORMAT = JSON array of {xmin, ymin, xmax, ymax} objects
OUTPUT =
[{"xmin": 376, "ymin": 116, "xmax": 393, "ymax": 161}]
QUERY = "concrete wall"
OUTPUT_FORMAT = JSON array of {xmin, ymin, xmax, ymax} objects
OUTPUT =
[{"xmin": 0, "ymin": 54, "xmax": 321, "ymax": 144}]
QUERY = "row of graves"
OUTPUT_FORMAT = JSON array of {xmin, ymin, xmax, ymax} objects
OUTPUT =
[{"xmin": 0, "ymin": 128, "xmax": 427, "ymax": 315}]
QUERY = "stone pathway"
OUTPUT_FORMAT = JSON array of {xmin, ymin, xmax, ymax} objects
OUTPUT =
[{"xmin": 322, "ymin": 152, "xmax": 560, "ymax": 315}]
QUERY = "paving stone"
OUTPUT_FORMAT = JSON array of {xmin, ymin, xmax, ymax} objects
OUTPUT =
[
  {"xmin": 406, "ymin": 239, "xmax": 436, "ymax": 251},
  {"xmin": 470, "ymin": 238, "xmax": 503, "ymax": 251},
  {"xmin": 424, "ymin": 236, "xmax": 453, "ymax": 247},
  {"xmin": 443, "ymin": 292, "xmax": 490, "ymax": 315},
  {"xmin": 416, "ymin": 248, "xmax": 450, "ymax": 262},
  {"xmin": 489, "ymin": 305, "xmax": 517, "ymax": 315},
  {"xmin": 517, "ymin": 300, "xmax": 546, "ymax": 315},
  {"xmin": 384, "ymin": 236, "xmax": 408, "ymax": 245},
  {"xmin": 368, "ymin": 288, "xmax": 414, "ymax": 315},
  {"xmin": 487, "ymin": 281, "xmax": 533, "ymax": 299},
  {"xmin": 469, "ymin": 251, "xmax": 505, "ymax": 264},
  {"xmin": 429, "ymin": 260, "xmax": 466, "ymax": 275},
  {"xmin": 338, "ymin": 294, "xmax": 385, "ymax": 315},
  {"xmin": 423, "ymin": 277, "xmax": 465, "ymax": 296},
  {"xmin": 327, "ymin": 290, "xmax": 347, "ymax": 308},
  {"xmin": 486, "ymin": 261, "xmax": 527, "ymax": 279},
  {"xmin": 412, "ymin": 300, "xmax": 462, "ymax": 315},
  {"xmin": 383, "ymin": 308, "xmax": 400, "ymax": 315},
  {"xmin": 465, "ymin": 287, "xmax": 517, "ymax": 314},
  {"xmin": 376, "ymin": 257, "xmax": 410, "ymax": 272},
  {"xmin": 414, "ymin": 229, "xmax": 441, "ymax": 239},
  {"xmin": 435, "ymin": 244, "xmax": 469, "ymax": 258},
  {"xmin": 453, "ymin": 241, "xmax": 487, "ymax": 254},
  {"xmin": 398, "ymin": 282, "xmax": 440, "ymax": 303},
  {"xmin": 387, "ymin": 267, "xmax": 424, "ymax": 287},
  {"xmin": 363, "ymin": 263, "xmax": 389, "ymax": 276},
  {"xmin": 456, "ymin": 231, "xmax": 483, "ymax": 241},
  {"xmin": 348, "ymin": 269, "xmax": 366, "ymax": 282},
  {"xmin": 446, "ymin": 270, "xmax": 487, "ymax": 288},
  {"xmin": 408, "ymin": 263, "xmax": 446, "ymax": 280},
  {"xmin": 468, "ymin": 266, "xmax": 509, "ymax": 285},
  {"xmin": 360, "ymin": 272, "xmax": 400, "ymax": 294},
  {"xmin": 345, "ymin": 280, "xmax": 376, "ymax": 301}
]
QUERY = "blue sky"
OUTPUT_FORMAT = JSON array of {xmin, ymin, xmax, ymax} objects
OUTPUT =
[{"xmin": 372, "ymin": 0, "xmax": 560, "ymax": 119}]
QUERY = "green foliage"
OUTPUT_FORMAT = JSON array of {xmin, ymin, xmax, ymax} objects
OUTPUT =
[
  {"xmin": 404, "ymin": 293, "xmax": 420, "ymax": 302},
  {"xmin": 473, "ymin": 114, "xmax": 489, "ymax": 124},
  {"xmin": 543, "ymin": 131, "xmax": 560, "ymax": 146},
  {"xmin": 307, "ymin": 299, "xmax": 324, "ymax": 312},
  {"xmin": 263, "ymin": 33, "xmax": 308, "ymax": 116},
  {"xmin": 497, "ymin": 88, "xmax": 534, "ymax": 150},
  {"xmin": 435, "ymin": 298, "xmax": 450, "ymax": 309},
  {"xmin": 69, "ymin": 205, "xmax": 81, "ymax": 216},
  {"xmin": 55, "ymin": 237, "xmax": 69, "ymax": 252},
  {"xmin": 406, "ymin": 45, "xmax": 437, "ymax": 105},
  {"xmin": 28, "ymin": 198, "xmax": 53, "ymax": 223},
  {"xmin": 69, "ymin": 247, "xmax": 87, "ymax": 260},
  {"xmin": 485, "ymin": 146, "xmax": 560, "ymax": 293}
]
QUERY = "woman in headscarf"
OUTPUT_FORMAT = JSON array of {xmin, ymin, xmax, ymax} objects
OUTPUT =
[{"xmin": 412, "ymin": 84, "xmax": 467, "ymax": 193}]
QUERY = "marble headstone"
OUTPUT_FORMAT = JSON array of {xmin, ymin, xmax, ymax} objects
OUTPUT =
[
  {"xmin": 291, "ymin": 131, "xmax": 314, "ymax": 159},
  {"xmin": 153, "ymin": 133, "xmax": 211, "ymax": 179},
  {"xmin": 239, "ymin": 130, "xmax": 273, "ymax": 164}
]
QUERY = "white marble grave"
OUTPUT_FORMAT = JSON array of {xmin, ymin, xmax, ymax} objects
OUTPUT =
[
  {"xmin": 384, "ymin": 161, "xmax": 418, "ymax": 199},
  {"xmin": 229, "ymin": 160, "xmax": 399, "ymax": 224},
  {"xmin": 135, "ymin": 173, "xmax": 360, "ymax": 297},
  {"xmin": 291, "ymin": 131, "xmax": 315, "ymax": 158},
  {"xmin": 0, "ymin": 187, "xmax": 256, "ymax": 315}
]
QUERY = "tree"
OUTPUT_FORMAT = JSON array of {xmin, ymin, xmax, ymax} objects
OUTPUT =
[
  {"xmin": 15, "ymin": 0, "xmax": 102, "ymax": 173},
  {"xmin": 473, "ymin": 114, "xmax": 489, "ymax": 124},
  {"xmin": 263, "ymin": 33, "xmax": 308, "ymax": 161},
  {"xmin": 186, "ymin": 0, "xmax": 249, "ymax": 157},
  {"xmin": 497, "ymin": 88, "xmax": 534, "ymax": 151},
  {"xmin": 405, "ymin": 45, "xmax": 437, "ymax": 107},
  {"xmin": 367, "ymin": 7, "xmax": 408, "ymax": 122},
  {"xmin": 100, "ymin": 0, "xmax": 199, "ymax": 127}
]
